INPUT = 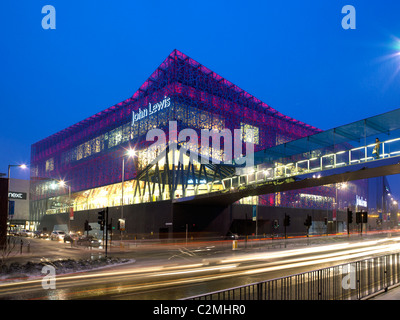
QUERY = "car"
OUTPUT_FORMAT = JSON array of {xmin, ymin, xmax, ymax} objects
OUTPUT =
[
  {"xmin": 50, "ymin": 231, "xmax": 66, "ymax": 241},
  {"xmin": 64, "ymin": 233, "xmax": 79, "ymax": 243},
  {"xmin": 77, "ymin": 235, "xmax": 101, "ymax": 247},
  {"xmin": 18, "ymin": 229, "xmax": 33, "ymax": 237},
  {"xmin": 34, "ymin": 230, "xmax": 49, "ymax": 239},
  {"xmin": 224, "ymin": 231, "xmax": 239, "ymax": 240}
]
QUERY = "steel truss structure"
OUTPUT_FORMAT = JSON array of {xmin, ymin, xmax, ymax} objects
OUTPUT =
[{"xmin": 132, "ymin": 143, "xmax": 237, "ymax": 202}]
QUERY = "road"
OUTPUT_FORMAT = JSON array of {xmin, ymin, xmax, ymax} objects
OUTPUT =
[{"xmin": 1, "ymin": 232, "xmax": 400, "ymax": 300}]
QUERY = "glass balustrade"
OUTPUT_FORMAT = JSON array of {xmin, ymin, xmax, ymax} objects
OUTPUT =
[{"xmin": 222, "ymin": 137, "xmax": 400, "ymax": 190}]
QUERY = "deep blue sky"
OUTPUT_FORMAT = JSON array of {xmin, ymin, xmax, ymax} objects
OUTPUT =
[{"xmin": 1, "ymin": 1, "xmax": 400, "ymax": 195}]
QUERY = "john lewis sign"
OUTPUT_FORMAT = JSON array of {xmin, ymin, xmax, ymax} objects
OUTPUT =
[
  {"xmin": 131, "ymin": 96, "xmax": 171, "ymax": 126},
  {"xmin": 356, "ymin": 195, "xmax": 367, "ymax": 208}
]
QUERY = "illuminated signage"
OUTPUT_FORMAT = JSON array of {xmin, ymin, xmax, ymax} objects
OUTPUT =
[
  {"xmin": 8, "ymin": 191, "xmax": 27, "ymax": 200},
  {"xmin": 187, "ymin": 179, "xmax": 207, "ymax": 184},
  {"xmin": 356, "ymin": 195, "xmax": 367, "ymax": 207},
  {"xmin": 299, "ymin": 193, "xmax": 333, "ymax": 202},
  {"xmin": 131, "ymin": 96, "xmax": 171, "ymax": 126}
]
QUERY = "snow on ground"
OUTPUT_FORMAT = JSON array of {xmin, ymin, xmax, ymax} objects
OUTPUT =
[{"xmin": 0, "ymin": 257, "xmax": 135, "ymax": 283}]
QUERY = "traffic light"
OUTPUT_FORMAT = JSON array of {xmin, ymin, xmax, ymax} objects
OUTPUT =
[
  {"xmin": 304, "ymin": 215, "xmax": 312, "ymax": 227},
  {"xmin": 347, "ymin": 208, "xmax": 353, "ymax": 224},
  {"xmin": 107, "ymin": 218, "xmax": 113, "ymax": 231},
  {"xmin": 284, "ymin": 214, "xmax": 291, "ymax": 227},
  {"xmin": 273, "ymin": 219, "xmax": 279, "ymax": 229},
  {"xmin": 356, "ymin": 212, "xmax": 362, "ymax": 224},
  {"xmin": 355, "ymin": 211, "xmax": 368, "ymax": 224},
  {"xmin": 98, "ymin": 210, "xmax": 105, "ymax": 230},
  {"xmin": 362, "ymin": 212, "xmax": 368, "ymax": 223},
  {"xmin": 84, "ymin": 220, "xmax": 92, "ymax": 231}
]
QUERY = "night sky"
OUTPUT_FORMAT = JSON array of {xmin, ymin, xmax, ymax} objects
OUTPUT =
[{"xmin": 1, "ymin": 1, "xmax": 400, "ymax": 196}]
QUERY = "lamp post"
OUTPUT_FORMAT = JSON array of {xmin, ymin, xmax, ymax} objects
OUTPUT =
[
  {"xmin": 58, "ymin": 180, "xmax": 72, "ymax": 232},
  {"xmin": 122, "ymin": 148, "xmax": 136, "ymax": 219},
  {"xmin": 335, "ymin": 182, "xmax": 347, "ymax": 234},
  {"xmin": 121, "ymin": 148, "xmax": 136, "ymax": 240}
]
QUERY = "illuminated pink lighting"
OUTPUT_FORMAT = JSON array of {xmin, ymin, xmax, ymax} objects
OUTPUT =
[{"xmin": 31, "ymin": 50, "xmax": 321, "ymax": 198}]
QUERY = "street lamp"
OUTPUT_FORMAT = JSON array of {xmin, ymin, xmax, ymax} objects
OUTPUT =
[
  {"xmin": 121, "ymin": 148, "xmax": 136, "ymax": 220},
  {"xmin": 58, "ymin": 180, "xmax": 71, "ymax": 204},
  {"xmin": 335, "ymin": 182, "xmax": 348, "ymax": 234},
  {"xmin": 57, "ymin": 180, "xmax": 72, "ymax": 232},
  {"xmin": 119, "ymin": 147, "xmax": 136, "ymax": 244},
  {"xmin": 8, "ymin": 164, "xmax": 27, "ymax": 180},
  {"xmin": 126, "ymin": 148, "xmax": 136, "ymax": 159}
]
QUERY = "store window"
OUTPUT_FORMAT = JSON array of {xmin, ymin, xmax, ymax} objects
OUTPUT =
[{"xmin": 45, "ymin": 158, "xmax": 54, "ymax": 172}]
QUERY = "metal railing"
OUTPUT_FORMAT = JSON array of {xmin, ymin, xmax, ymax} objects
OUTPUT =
[{"xmin": 184, "ymin": 251, "xmax": 400, "ymax": 300}]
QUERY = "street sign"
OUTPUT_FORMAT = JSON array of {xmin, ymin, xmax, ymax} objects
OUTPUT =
[
  {"xmin": 252, "ymin": 205, "xmax": 257, "ymax": 221},
  {"xmin": 118, "ymin": 218, "xmax": 126, "ymax": 231}
]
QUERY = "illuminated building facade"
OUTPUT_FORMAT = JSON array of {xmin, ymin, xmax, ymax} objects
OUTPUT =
[{"xmin": 29, "ymin": 50, "xmax": 374, "ymax": 236}]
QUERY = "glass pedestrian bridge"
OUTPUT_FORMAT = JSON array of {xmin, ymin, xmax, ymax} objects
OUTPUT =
[{"xmin": 221, "ymin": 108, "xmax": 400, "ymax": 190}]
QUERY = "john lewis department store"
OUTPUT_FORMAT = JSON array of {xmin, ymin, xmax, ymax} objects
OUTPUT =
[{"xmin": 29, "ymin": 50, "xmax": 389, "ymax": 237}]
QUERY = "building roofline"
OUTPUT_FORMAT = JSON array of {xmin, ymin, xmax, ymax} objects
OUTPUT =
[{"xmin": 32, "ymin": 49, "xmax": 320, "ymax": 148}]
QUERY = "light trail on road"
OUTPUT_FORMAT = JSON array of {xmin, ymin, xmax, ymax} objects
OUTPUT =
[{"xmin": 1, "ymin": 236, "xmax": 400, "ymax": 300}]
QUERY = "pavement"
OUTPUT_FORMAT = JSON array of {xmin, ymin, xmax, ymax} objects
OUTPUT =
[{"xmin": 368, "ymin": 284, "xmax": 400, "ymax": 300}]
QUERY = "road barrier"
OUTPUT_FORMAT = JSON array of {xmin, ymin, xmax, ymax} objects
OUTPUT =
[
  {"xmin": 232, "ymin": 240, "xmax": 238, "ymax": 250},
  {"xmin": 184, "ymin": 251, "xmax": 400, "ymax": 300}
]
